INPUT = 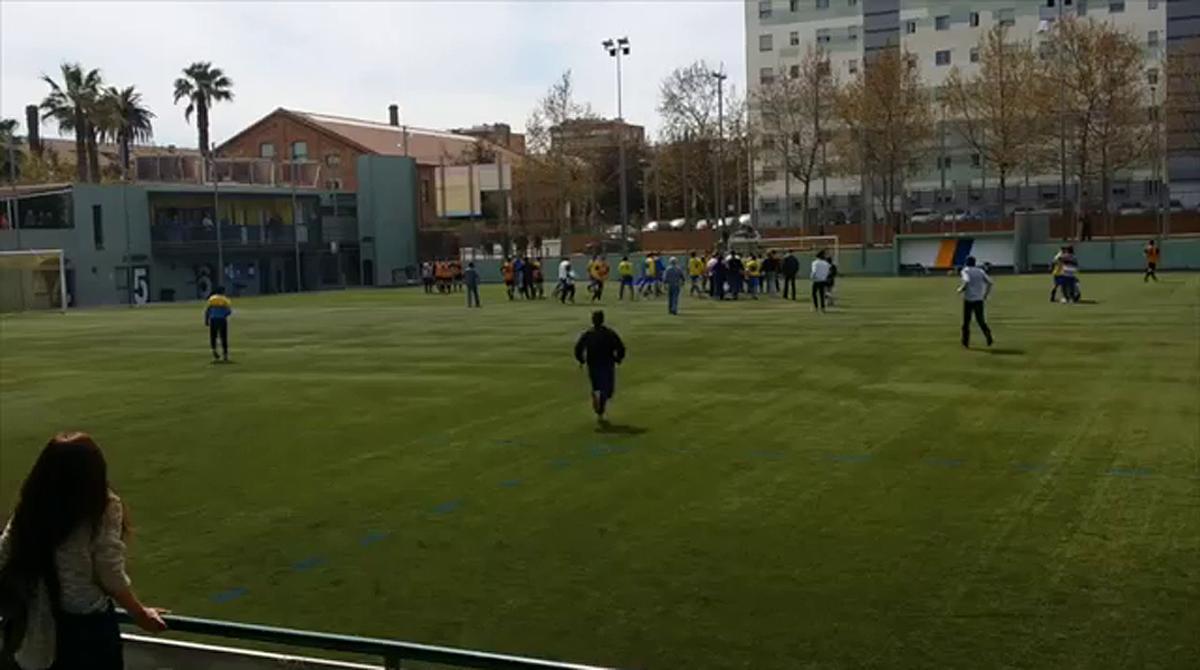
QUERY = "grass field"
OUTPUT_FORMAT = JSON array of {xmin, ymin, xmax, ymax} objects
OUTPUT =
[{"xmin": 1, "ymin": 273, "xmax": 1198, "ymax": 669}]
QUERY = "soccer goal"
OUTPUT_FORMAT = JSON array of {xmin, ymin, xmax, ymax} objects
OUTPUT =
[
  {"xmin": 0, "ymin": 249, "xmax": 68, "ymax": 313},
  {"xmin": 747, "ymin": 235, "xmax": 840, "ymax": 264}
]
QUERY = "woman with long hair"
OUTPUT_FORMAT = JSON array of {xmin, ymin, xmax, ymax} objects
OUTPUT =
[{"xmin": 0, "ymin": 432, "xmax": 167, "ymax": 669}]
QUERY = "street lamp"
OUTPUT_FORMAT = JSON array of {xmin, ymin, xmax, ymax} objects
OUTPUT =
[
  {"xmin": 603, "ymin": 36, "xmax": 631, "ymax": 249},
  {"xmin": 711, "ymin": 69, "xmax": 728, "ymax": 235}
]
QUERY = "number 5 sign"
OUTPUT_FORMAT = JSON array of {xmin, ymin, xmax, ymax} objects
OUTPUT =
[{"xmin": 130, "ymin": 266, "xmax": 150, "ymax": 305}]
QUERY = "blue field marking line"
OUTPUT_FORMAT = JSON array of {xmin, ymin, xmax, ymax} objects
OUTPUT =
[
  {"xmin": 500, "ymin": 478, "xmax": 523, "ymax": 488},
  {"xmin": 1106, "ymin": 467, "xmax": 1153, "ymax": 478},
  {"xmin": 210, "ymin": 587, "xmax": 248, "ymax": 604},
  {"xmin": 360, "ymin": 530, "xmax": 391, "ymax": 547},
  {"xmin": 922, "ymin": 457, "xmax": 965, "ymax": 468},
  {"xmin": 292, "ymin": 556, "xmax": 327, "ymax": 572},
  {"xmin": 433, "ymin": 499, "xmax": 463, "ymax": 514},
  {"xmin": 551, "ymin": 457, "xmax": 573, "ymax": 470},
  {"xmin": 825, "ymin": 453, "xmax": 873, "ymax": 464}
]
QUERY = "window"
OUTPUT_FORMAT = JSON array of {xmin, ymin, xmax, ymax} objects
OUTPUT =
[
  {"xmin": 1148, "ymin": 30, "xmax": 1159, "ymax": 47},
  {"xmin": 939, "ymin": 156, "xmax": 952, "ymax": 169},
  {"xmin": 90, "ymin": 204, "xmax": 105, "ymax": 249},
  {"xmin": 848, "ymin": 59, "xmax": 859, "ymax": 74},
  {"xmin": 789, "ymin": 0, "xmax": 798, "ymax": 10},
  {"xmin": 790, "ymin": 30, "xmax": 800, "ymax": 46},
  {"xmin": 848, "ymin": 0, "xmax": 857, "ymax": 5},
  {"xmin": 816, "ymin": 28, "xmax": 831, "ymax": 43},
  {"xmin": 970, "ymin": 11, "xmax": 980, "ymax": 27},
  {"xmin": 760, "ymin": 67, "xmax": 776, "ymax": 85},
  {"xmin": 790, "ymin": 64, "xmax": 800, "ymax": 78},
  {"xmin": 324, "ymin": 153, "xmax": 341, "ymax": 167},
  {"xmin": 906, "ymin": 20, "xmax": 917, "ymax": 34},
  {"xmin": 1147, "ymin": 68, "xmax": 1159, "ymax": 85},
  {"xmin": 763, "ymin": 170, "xmax": 778, "ymax": 182},
  {"xmin": 760, "ymin": 33, "xmax": 774, "ymax": 51},
  {"xmin": 759, "ymin": 0, "xmax": 772, "ymax": 19},
  {"xmin": 1109, "ymin": 1, "xmax": 1123, "ymax": 12},
  {"xmin": 971, "ymin": 153, "xmax": 981, "ymax": 168},
  {"xmin": 817, "ymin": 0, "xmax": 829, "ymax": 8},
  {"xmin": 818, "ymin": 60, "xmax": 831, "ymax": 76},
  {"xmin": 1149, "ymin": 0, "xmax": 1158, "ymax": 8},
  {"xmin": 1149, "ymin": 107, "xmax": 1160, "ymax": 122},
  {"xmin": 906, "ymin": 54, "xmax": 918, "ymax": 70},
  {"xmin": 970, "ymin": 47, "xmax": 980, "ymax": 63},
  {"xmin": 762, "ymin": 199, "xmax": 780, "ymax": 213},
  {"xmin": 290, "ymin": 141, "xmax": 308, "ymax": 159},
  {"xmin": 997, "ymin": 8, "xmax": 1015, "ymax": 26},
  {"xmin": 936, "ymin": 50, "xmax": 951, "ymax": 66},
  {"xmin": 847, "ymin": 25, "xmax": 859, "ymax": 41},
  {"xmin": 935, "ymin": 15, "xmax": 950, "ymax": 30},
  {"xmin": 259, "ymin": 143, "xmax": 275, "ymax": 158},
  {"xmin": 325, "ymin": 179, "xmax": 344, "ymax": 190}
]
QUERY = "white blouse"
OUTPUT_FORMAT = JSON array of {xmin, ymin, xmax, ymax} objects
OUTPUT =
[{"xmin": 0, "ymin": 493, "xmax": 131, "ymax": 670}]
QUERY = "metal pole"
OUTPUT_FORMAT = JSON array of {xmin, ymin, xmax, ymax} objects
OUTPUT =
[
  {"xmin": 58, "ymin": 250, "xmax": 67, "ymax": 313},
  {"xmin": 213, "ymin": 156, "xmax": 223, "ymax": 292},
  {"xmin": 1057, "ymin": 0, "xmax": 1069, "ymax": 235},
  {"xmin": 292, "ymin": 160, "xmax": 301, "ymax": 292},
  {"xmin": 715, "ymin": 72, "xmax": 725, "ymax": 229},
  {"xmin": 654, "ymin": 153, "xmax": 661, "ymax": 222},
  {"xmin": 616, "ymin": 49, "xmax": 629, "ymax": 252}
]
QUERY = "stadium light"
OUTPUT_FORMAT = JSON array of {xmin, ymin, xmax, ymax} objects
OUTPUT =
[{"xmin": 602, "ymin": 36, "xmax": 632, "ymax": 251}]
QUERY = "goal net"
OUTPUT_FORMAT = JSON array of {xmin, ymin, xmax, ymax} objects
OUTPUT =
[
  {"xmin": 738, "ymin": 235, "xmax": 840, "ymax": 265},
  {"xmin": 0, "ymin": 249, "xmax": 68, "ymax": 313}
]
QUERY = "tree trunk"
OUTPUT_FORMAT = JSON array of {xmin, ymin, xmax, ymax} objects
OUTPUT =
[
  {"xmin": 802, "ymin": 180, "xmax": 811, "ymax": 236},
  {"xmin": 86, "ymin": 124, "xmax": 101, "ymax": 183},
  {"xmin": 198, "ymin": 100, "xmax": 210, "ymax": 156},
  {"xmin": 73, "ymin": 107, "xmax": 88, "ymax": 182},
  {"xmin": 120, "ymin": 134, "xmax": 131, "ymax": 180},
  {"xmin": 998, "ymin": 168, "xmax": 1007, "ymax": 228}
]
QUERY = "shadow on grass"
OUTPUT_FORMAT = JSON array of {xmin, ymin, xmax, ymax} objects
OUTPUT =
[
  {"xmin": 595, "ymin": 421, "xmax": 648, "ymax": 436},
  {"xmin": 983, "ymin": 347, "xmax": 1025, "ymax": 356}
]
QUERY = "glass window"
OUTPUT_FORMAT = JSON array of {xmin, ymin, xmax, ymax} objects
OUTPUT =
[
  {"xmin": 760, "ymin": 33, "xmax": 774, "ymax": 51},
  {"xmin": 936, "ymin": 15, "xmax": 950, "ymax": 30},
  {"xmin": 92, "ymin": 204, "xmax": 104, "ymax": 250},
  {"xmin": 848, "ymin": 59, "xmax": 859, "ymax": 74},
  {"xmin": 1147, "ymin": 68, "xmax": 1159, "ymax": 85},
  {"xmin": 789, "ymin": 0, "xmax": 798, "ymax": 10},
  {"xmin": 1147, "ymin": 30, "xmax": 1159, "ymax": 47},
  {"xmin": 847, "ymin": 25, "xmax": 859, "ymax": 41},
  {"xmin": 760, "ymin": 67, "xmax": 776, "ymax": 85},
  {"xmin": 790, "ymin": 30, "xmax": 800, "ymax": 46},
  {"xmin": 324, "ymin": 153, "xmax": 341, "ymax": 167},
  {"xmin": 790, "ymin": 64, "xmax": 800, "ymax": 78},
  {"xmin": 936, "ymin": 50, "xmax": 952, "ymax": 66},
  {"xmin": 1109, "ymin": 1, "xmax": 1124, "ymax": 12},
  {"xmin": 1149, "ymin": 0, "xmax": 1158, "ymax": 8},
  {"xmin": 817, "ymin": 0, "xmax": 829, "ymax": 8},
  {"xmin": 759, "ymin": 0, "xmax": 772, "ymax": 19},
  {"xmin": 848, "ymin": 0, "xmax": 857, "ymax": 5},
  {"xmin": 816, "ymin": 28, "xmax": 831, "ymax": 43},
  {"xmin": 972, "ymin": 153, "xmax": 981, "ymax": 168},
  {"xmin": 290, "ymin": 141, "xmax": 308, "ymax": 159},
  {"xmin": 970, "ymin": 12, "xmax": 980, "ymax": 27},
  {"xmin": 997, "ymin": 9, "xmax": 1015, "ymax": 26},
  {"xmin": 906, "ymin": 20, "xmax": 917, "ymax": 34},
  {"xmin": 259, "ymin": 143, "xmax": 275, "ymax": 158},
  {"xmin": 970, "ymin": 47, "xmax": 980, "ymax": 63}
]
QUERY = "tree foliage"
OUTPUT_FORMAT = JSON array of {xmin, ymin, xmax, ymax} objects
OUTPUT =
[{"xmin": 173, "ymin": 62, "xmax": 233, "ymax": 156}]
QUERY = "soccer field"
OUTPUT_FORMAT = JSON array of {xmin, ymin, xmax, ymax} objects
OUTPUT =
[{"xmin": 1, "ymin": 273, "xmax": 1198, "ymax": 669}]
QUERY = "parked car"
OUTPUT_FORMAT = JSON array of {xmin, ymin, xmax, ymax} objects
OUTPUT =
[
  {"xmin": 737, "ymin": 213, "xmax": 752, "ymax": 226},
  {"xmin": 642, "ymin": 221, "xmax": 660, "ymax": 232},
  {"xmin": 694, "ymin": 219, "xmax": 709, "ymax": 230},
  {"xmin": 1117, "ymin": 202, "xmax": 1147, "ymax": 215},
  {"xmin": 668, "ymin": 218, "xmax": 688, "ymax": 230},
  {"xmin": 1168, "ymin": 199, "xmax": 1185, "ymax": 213},
  {"xmin": 910, "ymin": 209, "xmax": 938, "ymax": 224},
  {"xmin": 944, "ymin": 208, "xmax": 970, "ymax": 223}
]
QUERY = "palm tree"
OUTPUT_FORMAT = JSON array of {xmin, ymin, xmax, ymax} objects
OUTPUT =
[
  {"xmin": 1, "ymin": 118, "xmax": 19, "ymax": 183},
  {"xmin": 98, "ymin": 86, "xmax": 155, "ymax": 178},
  {"xmin": 173, "ymin": 62, "xmax": 233, "ymax": 156},
  {"xmin": 40, "ymin": 63, "xmax": 102, "ymax": 182}
]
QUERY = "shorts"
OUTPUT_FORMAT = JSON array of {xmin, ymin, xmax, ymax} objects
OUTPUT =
[
  {"xmin": 1147, "ymin": 262, "xmax": 1157, "ymax": 271},
  {"xmin": 621, "ymin": 276, "xmax": 634, "ymax": 286},
  {"xmin": 588, "ymin": 365, "xmax": 615, "ymax": 399}
]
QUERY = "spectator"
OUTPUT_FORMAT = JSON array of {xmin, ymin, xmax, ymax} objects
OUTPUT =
[
  {"xmin": 0, "ymin": 433, "xmax": 167, "ymax": 670},
  {"xmin": 664, "ymin": 257, "xmax": 685, "ymax": 315},
  {"xmin": 782, "ymin": 250, "xmax": 800, "ymax": 300}
]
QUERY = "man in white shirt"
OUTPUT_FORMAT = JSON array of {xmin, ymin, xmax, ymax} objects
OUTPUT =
[
  {"xmin": 557, "ymin": 257, "xmax": 576, "ymax": 304},
  {"xmin": 957, "ymin": 255, "xmax": 994, "ymax": 348},
  {"xmin": 810, "ymin": 250, "xmax": 832, "ymax": 312}
]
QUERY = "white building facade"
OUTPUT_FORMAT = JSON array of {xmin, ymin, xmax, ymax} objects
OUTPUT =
[{"xmin": 745, "ymin": 0, "xmax": 1181, "ymax": 227}]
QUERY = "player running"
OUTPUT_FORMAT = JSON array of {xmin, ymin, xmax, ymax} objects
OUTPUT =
[
  {"xmin": 574, "ymin": 310, "xmax": 626, "ymax": 423},
  {"xmin": 204, "ymin": 286, "xmax": 232, "ymax": 362},
  {"xmin": 557, "ymin": 256, "xmax": 577, "ymax": 304},
  {"xmin": 588, "ymin": 255, "xmax": 610, "ymax": 302},
  {"xmin": 1144, "ymin": 240, "xmax": 1160, "ymax": 282},
  {"xmin": 957, "ymin": 256, "xmax": 994, "ymax": 348},
  {"xmin": 501, "ymin": 257, "xmax": 516, "ymax": 300},
  {"xmin": 617, "ymin": 256, "xmax": 635, "ymax": 301}
]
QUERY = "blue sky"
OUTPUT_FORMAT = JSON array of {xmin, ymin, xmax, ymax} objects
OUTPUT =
[{"xmin": 1, "ymin": 1, "xmax": 746, "ymax": 148}]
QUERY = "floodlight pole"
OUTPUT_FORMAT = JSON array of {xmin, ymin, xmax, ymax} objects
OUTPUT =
[
  {"xmin": 712, "ymin": 69, "xmax": 727, "ymax": 233},
  {"xmin": 291, "ymin": 159, "xmax": 302, "ymax": 292},
  {"xmin": 604, "ymin": 36, "xmax": 631, "ymax": 252}
]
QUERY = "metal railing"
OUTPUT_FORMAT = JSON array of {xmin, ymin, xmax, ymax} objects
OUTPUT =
[{"xmin": 117, "ymin": 611, "xmax": 615, "ymax": 670}]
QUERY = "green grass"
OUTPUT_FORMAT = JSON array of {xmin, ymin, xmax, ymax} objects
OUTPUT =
[{"xmin": 2, "ymin": 274, "xmax": 1198, "ymax": 669}]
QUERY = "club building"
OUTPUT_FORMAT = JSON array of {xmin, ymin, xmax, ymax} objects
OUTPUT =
[
  {"xmin": 745, "ymin": 0, "xmax": 1193, "ymax": 226},
  {"xmin": 0, "ymin": 106, "xmax": 522, "ymax": 309}
]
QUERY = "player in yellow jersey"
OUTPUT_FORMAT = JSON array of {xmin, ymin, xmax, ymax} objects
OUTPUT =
[
  {"xmin": 618, "ymin": 256, "xmax": 635, "ymax": 301},
  {"xmin": 746, "ymin": 254, "xmax": 762, "ymax": 300},
  {"xmin": 687, "ymin": 251, "xmax": 705, "ymax": 297},
  {"xmin": 204, "ymin": 286, "xmax": 233, "ymax": 362}
]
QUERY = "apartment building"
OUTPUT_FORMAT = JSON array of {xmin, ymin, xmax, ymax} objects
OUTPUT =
[{"xmin": 745, "ymin": 0, "xmax": 1179, "ymax": 226}]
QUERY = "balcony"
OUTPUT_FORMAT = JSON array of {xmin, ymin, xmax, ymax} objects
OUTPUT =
[
  {"xmin": 134, "ymin": 155, "xmax": 323, "ymax": 188},
  {"xmin": 151, "ymin": 219, "xmax": 358, "ymax": 255}
]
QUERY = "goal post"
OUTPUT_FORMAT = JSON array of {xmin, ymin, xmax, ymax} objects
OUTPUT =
[
  {"xmin": 739, "ymin": 235, "xmax": 840, "ymax": 265},
  {"xmin": 0, "ymin": 249, "xmax": 67, "ymax": 314}
]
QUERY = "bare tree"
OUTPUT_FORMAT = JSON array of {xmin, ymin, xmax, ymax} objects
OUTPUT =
[
  {"xmin": 1050, "ymin": 17, "xmax": 1151, "ymax": 232},
  {"xmin": 658, "ymin": 60, "xmax": 725, "ymax": 223},
  {"xmin": 519, "ymin": 70, "xmax": 599, "ymax": 235},
  {"xmin": 834, "ymin": 48, "xmax": 934, "ymax": 229},
  {"xmin": 1166, "ymin": 36, "xmax": 1200, "ymax": 166},
  {"xmin": 756, "ymin": 47, "xmax": 836, "ymax": 231},
  {"xmin": 943, "ymin": 25, "xmax": 1044, "ymax": 223}
]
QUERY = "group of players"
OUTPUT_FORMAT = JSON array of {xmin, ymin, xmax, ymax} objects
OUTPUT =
[{"xmin": 420, "ymin": 260, "xmax": 465, "ymax": 294}]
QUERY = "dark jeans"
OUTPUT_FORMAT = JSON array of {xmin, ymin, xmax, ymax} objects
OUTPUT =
[
  {"xmin": 783, "ymin": 276, "xmax": 798, "ymax": 300},
  {"xmin": 52, "ymin": 606, "xmax": 123, "ymax": 670},
  {"xmin": 620, "ymin": 277, "xmax": 634, "ymax": 300},
  {"xmin": 961, "ymin": 300, "xmax": 993, "ymax": 346},
  {"xmin": 209, "ymin": 319, "xmax": 228, "ymax": 354},
  {"xmin": 467, "ymin": 284, "xmax": 481, "ymax": 307},
  {"xmin": 811, "ymin": 281, "xmax": 827, "ymax": 310},
  {"xmin": 667, "ymin": 284, "xmax": 681, "ymax": 314},
  {"xmin": 559, "ymin": 282, "xmax": 575, "ymax": 303},
  {"xmin": 1144, "ymin": 262, "xmax": 1157, "ymax": 282}
]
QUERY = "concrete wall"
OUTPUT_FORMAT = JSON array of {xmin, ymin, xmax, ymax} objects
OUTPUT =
[
  {"xmin": 1027, "ymin": 238, "xmax": 1200, "ymax": 271},
  {"xmin": 357, "ymin": 156, "xmax": 420, "ymax": 285}
]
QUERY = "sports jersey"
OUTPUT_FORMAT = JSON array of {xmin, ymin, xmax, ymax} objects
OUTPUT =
[
  {"xmin": 595, "ymin": 261, "xmax": 610, "ymax": 281},
  {"xmin": 618, "ymin": 260, "xmax": 633, "ymax": 277},
  {"xmin": 746, "ymin": 259, "xmax": 761, "ymax": 277},
  {"xmin": 645, "ymin": 257, "xmax": 657, "ymax": 278},
  {"xmin": 688, "ymin": 257, "xmax": 704, "ymax": 277},
  {"xmin": 205, "ymin": 294, "xmax": 232, "ymax": 321},
  {"xmin": 1145, "ymin": 245, "xmax": 1160, "ymax": 264}
]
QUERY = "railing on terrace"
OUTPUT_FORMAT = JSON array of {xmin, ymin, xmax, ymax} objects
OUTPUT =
[
  {"xmin": 118, "ymin": 611, "xmax": 615, "ymax": 670},
  {"xmin": 133, "ymin": 155, "xmax": 323, "ymax": 188}
]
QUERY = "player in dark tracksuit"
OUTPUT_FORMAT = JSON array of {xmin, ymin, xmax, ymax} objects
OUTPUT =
[
  {"xmin": 573, "ymin": 310, "xmax": 626, "ymax": 422},
  {"xmin": 204, "ymin": 286, "xmax": 232, "ymax": 362}
]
